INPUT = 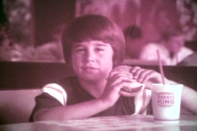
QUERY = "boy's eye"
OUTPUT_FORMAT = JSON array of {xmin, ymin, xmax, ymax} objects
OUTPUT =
[
  {"xmin": 95, "ymin": 48, "xmax": 104, "ymax": 52},
  {"xmin": 76, "ymin": 48, "xmax": 85, "ymax": 52}
]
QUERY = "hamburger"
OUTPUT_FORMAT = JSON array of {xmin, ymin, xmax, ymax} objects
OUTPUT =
[{"xmin": 112, "ymin": 65, "xmax": 145, "ymax": 97}]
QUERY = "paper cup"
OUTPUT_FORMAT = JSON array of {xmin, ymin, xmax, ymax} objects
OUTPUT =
[{"xmin": 151, "ymin": 84, "xmax": 183, "ymax": 121}]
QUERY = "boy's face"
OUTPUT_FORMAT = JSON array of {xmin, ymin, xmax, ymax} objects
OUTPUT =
[{"xmin": 71, "ymin": 40, "xmax": 114, "ymax": 83}]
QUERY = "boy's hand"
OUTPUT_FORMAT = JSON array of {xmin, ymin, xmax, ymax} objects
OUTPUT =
[
  {"xmin": 99, "ymin": 71, "xmax": 133, "ymax": 107},
  {"xmin": 129, "ymin": 66, "xmax": 170, "ymax": 89}
]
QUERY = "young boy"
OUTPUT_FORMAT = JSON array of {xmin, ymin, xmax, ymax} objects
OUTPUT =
[{"xmin": 30, "ymin": 15, "xmax": 197, "ymax": 122}]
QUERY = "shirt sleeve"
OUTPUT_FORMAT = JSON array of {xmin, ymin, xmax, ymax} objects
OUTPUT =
[
  {"xmin": 29, "ymin": 83, "xmax": 67, "ymax": 122},
  {"xmin": 42, "ymin": 83, "xmax": 67, "ymax": 105},
  {"xmin": 29, "ymin": 92, "xmax": 62, "ymax": 122}
]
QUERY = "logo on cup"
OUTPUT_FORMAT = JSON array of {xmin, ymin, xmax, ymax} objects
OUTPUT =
[{"xmin": 158, "ymin": 92, "xmax": 175, "ymax": 107}]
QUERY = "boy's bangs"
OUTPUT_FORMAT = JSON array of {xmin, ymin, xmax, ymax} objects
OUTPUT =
[
  {"xmin": 74, "ymin": 24, "xmax": 124, "ymax": 46},
  {"xmin": 67, "ymin": 15, "xmax": 124, "ymax": 45}
]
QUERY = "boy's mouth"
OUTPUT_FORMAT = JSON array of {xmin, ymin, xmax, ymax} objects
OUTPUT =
[
  {"xmin": 83, "ymin": 67, "xmax": 98, "ymax": 72},
  {"xmin": 83, "ymin": 67, "xmax": 96, "ymax": 69}
]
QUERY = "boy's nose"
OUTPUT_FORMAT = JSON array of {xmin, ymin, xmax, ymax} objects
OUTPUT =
[{"xmin": 85, "ymin": 50, "xmax": 95, "ymax": 62}]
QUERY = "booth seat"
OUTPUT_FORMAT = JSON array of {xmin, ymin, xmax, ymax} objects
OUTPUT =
[
  {"xmin": 0, "ymin": 89, "xmax": 41, "ymax": 125},
  {"xmin": 0, "ymin": 62, "xmax": 75, "ymax": 125}
]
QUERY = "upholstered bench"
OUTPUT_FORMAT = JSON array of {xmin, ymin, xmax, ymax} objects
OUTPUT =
[{"xmin": 0, "ymin": 89, "xmax": 41, "ymax": 124}]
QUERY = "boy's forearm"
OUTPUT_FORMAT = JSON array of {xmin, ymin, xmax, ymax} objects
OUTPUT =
[
  {"xmin": 34, "ymin": 98, "xmax": 110, "ymax": 121},
  {"xmin": 163, "ymin": 80, "xmax": 197, "ymax": 114},
  {"xmin": 181, "ymin": 86, "xmax": 197, "ymax": 114}
]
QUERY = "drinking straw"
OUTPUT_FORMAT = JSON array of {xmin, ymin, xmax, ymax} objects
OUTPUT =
[{"xmin": 156, "ymin": 50, "xmax": 165, "ymax": 85}]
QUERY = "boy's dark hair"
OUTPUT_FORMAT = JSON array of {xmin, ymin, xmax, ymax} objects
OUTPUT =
[{"xmin": 62, "ymin": 14, "xmax": 125, "ymax": 67}]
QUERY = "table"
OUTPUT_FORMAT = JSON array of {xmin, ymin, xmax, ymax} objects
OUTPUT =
[{"xmin": 0, "ymin": 115, "xmax": 197, "ymax": 131}]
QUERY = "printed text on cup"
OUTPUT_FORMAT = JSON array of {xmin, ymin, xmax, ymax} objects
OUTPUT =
[{"xmin": 158, "ymin": 93, "xmax": 175, "ymax": 107}]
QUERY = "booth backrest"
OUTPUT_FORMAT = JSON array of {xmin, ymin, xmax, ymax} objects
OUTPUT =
[{"xmin": 0, "ymin": 89, "xmax": 41, "ymax": 125}]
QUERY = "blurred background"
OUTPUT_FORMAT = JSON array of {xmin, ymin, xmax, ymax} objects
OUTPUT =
[{"xmin": 0, "ymin": 0, "xmax": 197, "ymax": 65}]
